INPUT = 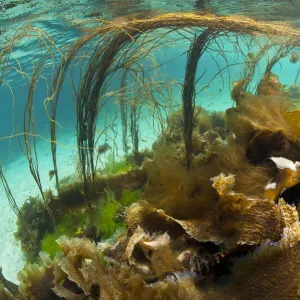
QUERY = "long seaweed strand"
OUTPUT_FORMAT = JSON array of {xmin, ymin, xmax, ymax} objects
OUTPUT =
[
  {"xmin": 120, "ymin": 69, "xmax": 129, "ymax": 154},
  {"xmin": 182, "ymin": 29, "xmax": 214, "ymax": 169},
  {"xmin": 0, "ymin": 164, "xmax": 21, "ymax": 217}
]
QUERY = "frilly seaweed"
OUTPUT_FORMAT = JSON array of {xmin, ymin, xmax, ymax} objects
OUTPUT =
[{"xmin": 9, "ymin": 160, "xmax": 300, "ymax": 300}]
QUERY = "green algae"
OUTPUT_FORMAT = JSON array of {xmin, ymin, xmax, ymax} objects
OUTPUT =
[
  {"xmin": 97, "ymin": 189, "xmax": 126, "ymax": 240},
  {"xmin": 120, "ymin": 189, "xmax": 142, "ymax": 206},
  {"xmin": 103, "ymin": 154, "xmax": 137, "ymax": 175}
]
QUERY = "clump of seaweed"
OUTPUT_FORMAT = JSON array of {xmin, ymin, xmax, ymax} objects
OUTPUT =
[
  {"xmin": 257, "ymin": 72, "xmax": 284, "ymax": 96},
  {"xmin": 16, "ymin": 165, "xmax": 145, "ymax": 261},
  {"xmin": 102, "ymin": 154, "xmax": 137, "ymax": 175},
  {"xmin": 120, "ymin": 189, "xmax": 142, "ymax": 207},
  {"xmin": 40, "ymin": 205, "xmax": 94, "ymax": 258},
  {"xmin": 18, "ymin": 259, "xmax": 60, "ymax": 300},
  {"xmin": 14, "ymin": 196, "xmax": 54, "ymax": 261},
  {"xmin": 153, "ymin": 107, "xmax": 214, "ymax": 150},
  {"xmin": 226, "ymin": 92, "xmax": 300, "ymax": 164},
  {"xmin": 96, "ymin": 189, "xmax": 126, "ymax": 240}
]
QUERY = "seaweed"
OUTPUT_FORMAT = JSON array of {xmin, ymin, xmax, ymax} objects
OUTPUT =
[
  {"xmin": 0, "ymin": 283, "xmax": 14, "ymax": 300},
  {"xmin": 41, "ymin": 205, "xmax": 98, "ymax": 258},
  {"xmin": 0, "ymin": 163, "xmax": 21, "ymax": 217},
  {"xmin": 226, "ymin": 92, "xmax": 300, "ymax": 164},
  {"xmin": 14, "ymin": 196, "xmax": 53, "ymax": 262},
  {"xmin": 182, "ymin": 29, "xmax": 214, "ymax": 169},
  {"xmin": 41, "ymin": 233, "xmax": 61, "ymax": 259},
  {"xmin": 103, "ymin": 153, "xmax": 137, "ymax": 175},
  {"xmin": 153, "ymin": 107, "xmax": 213, "ymax": 152},
  {"xmin": 39, "ymin": 187, "xmax": 141, "ymax": 259},
  {"xmin": 15, "ymin": 166, "xmax": 146, "ymax": 262},
  {"xmin": 120, "ymin": 189, "xmax": 142, "ymax": 207},
  {"xmin": 97, "ymin": 189, "xmax": 126, "ymax": 240},
  {"xmin": 126, "ymin": 149, "xmax": 154, "ymax": 166},
  {"xmin": 257, "ymin": 72, "xmax": 284, "ymax": 96},
  {"xmin": 0, "ymin": 267, "xmax": 18, "ymax": 298},
  {"xmin": 18, "ymin": 257, "xmax": 61, "ymax": 300}
]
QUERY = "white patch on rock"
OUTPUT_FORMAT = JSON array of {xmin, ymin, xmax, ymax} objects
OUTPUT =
[
  {"xmin": 270, "ymin": 157, "xmax": 298, "ymax": 171},
  {"xmin": 265, "ymin": 182, "xmax": 277, "ymax": 190}
]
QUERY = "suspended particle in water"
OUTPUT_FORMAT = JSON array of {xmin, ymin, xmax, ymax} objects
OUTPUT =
[{"xmin": 289, "ymin": 51, "xmax": 299, "ymax": 64}]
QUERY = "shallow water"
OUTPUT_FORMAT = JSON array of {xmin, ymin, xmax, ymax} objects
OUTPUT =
[{"xmin": 1, "ymin": 1, "xmax": 300, "ymax": 299}]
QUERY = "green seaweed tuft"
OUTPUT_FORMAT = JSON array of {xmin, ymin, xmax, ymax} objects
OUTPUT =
[
  {"xmin": 103, "ymin": 154, "xmax": 136, "ymax": 175},
  {"xmin": 120, "ymin": 189, "xmax": 141, "ymax": 206},
  {"xmin": 97, "ymin": 189, "xmax": 125, "ymax": 239},
  {"xmin": 41, "ymin": 232, "xmax": 61, "ymax": 258},
  {"xmin": 56, "ymin": 208, "xmax": 89, "ymax": 236},
  {"xmin": 40, "ymin": 207, "xmax": 92, "ymax": 257}
]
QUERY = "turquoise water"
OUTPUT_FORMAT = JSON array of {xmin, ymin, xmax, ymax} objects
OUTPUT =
[{"xmin": 0, "ymin": 0, "xmax": 300, "ymax": 289}]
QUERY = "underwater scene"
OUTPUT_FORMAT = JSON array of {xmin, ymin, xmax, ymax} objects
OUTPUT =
[{"xmin": 2, "ymin": 0, "xmax": 300, "ymax": 299}]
